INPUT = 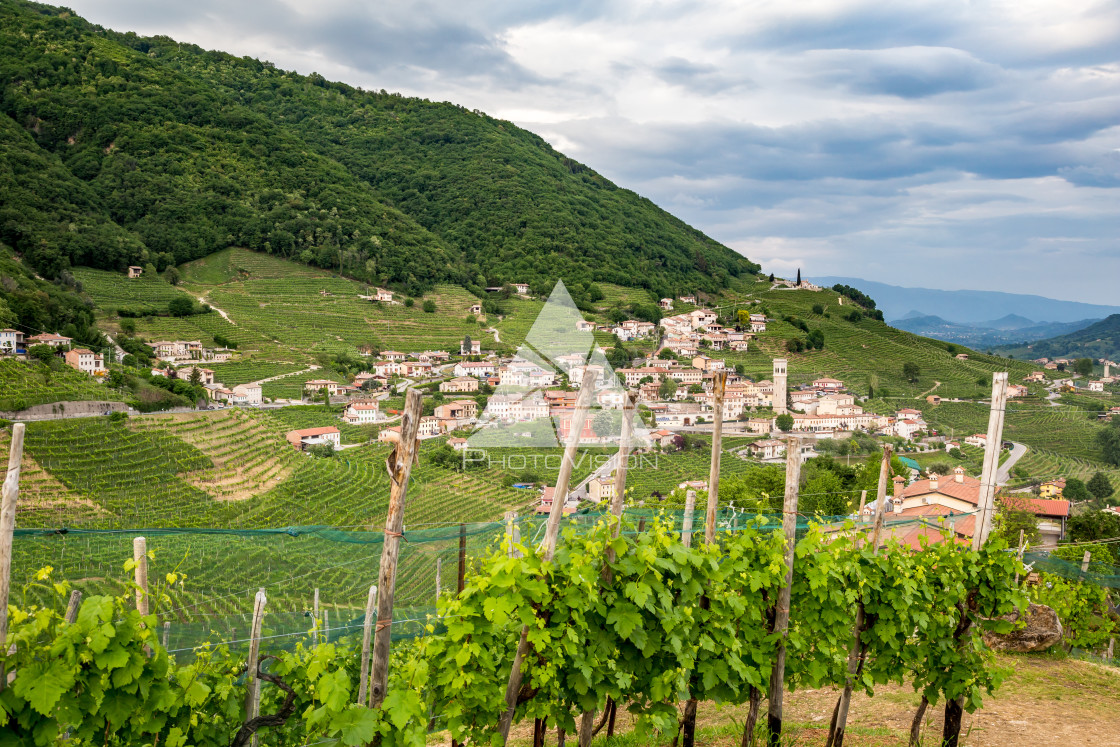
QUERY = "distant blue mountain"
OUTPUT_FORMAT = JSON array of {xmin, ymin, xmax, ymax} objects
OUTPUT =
[{"xmin": 810, "ymin": 276, "xmax": 1120, "ymax": 325}]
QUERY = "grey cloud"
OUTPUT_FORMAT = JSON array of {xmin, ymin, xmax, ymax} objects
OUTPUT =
[
  {"xmin": 803, "ymin": 47, "xmax": 1000, "ymax": 98},
  {"xmin": 653, "ymin": 57, "xmax": 752, "ymax": 93},
  {"xmin": 1059, "ymin": 152, "xmax": 1120, "ymax": 188}
]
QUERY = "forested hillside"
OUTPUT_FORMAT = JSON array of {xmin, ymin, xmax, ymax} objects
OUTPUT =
[
  {"xmin": 996, "ymin": 314, "xmax": 1120, "ymax": 363},
  {"xmin": 0, "ymin": 0, "xmax": 757, "ymax": 297}
]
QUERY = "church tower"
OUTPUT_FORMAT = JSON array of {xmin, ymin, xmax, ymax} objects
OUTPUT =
[{"xmin": 773, "ymin": 358, "xmax": 788, "ymax": 415}]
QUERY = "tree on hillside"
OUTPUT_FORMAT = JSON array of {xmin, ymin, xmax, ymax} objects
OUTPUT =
[
  {"xmin": 189, "ymin": 367, "xmax": 201, "ymax": 386},
  {"xmin": 903, "ymin": 362, "xmax": 921, "ymax": 382},
  {"xmin": 165, "ymin": 267, "xmax": 180, "ymax": 285},
  {"xmin": 1100, "ymin": 421, "xmax": 1120, "ymax": 467},
  {"xmin": 796, "ymin": 268, "xmax": 801, "ymax": 285},
  {"xmin": 994, "ymin": 496, "xmax": 1040, "ymax": 545},
  {"xmin": 1063, "ymin": 477, "xmax": 1091, "ymax": 504},
  {"xmin": 168, "ymin": 297, "xmax": 194, "ymax": 317},
  {"xmin": 1074, "ymin": 358, "xmax": 1094, "ymax": 376},
  {"xmin": 422, "ymin": 300, "xmax": 437, "ymax": 313},
  {"xmin": 776, "ymin": 413, "xmax": 794, "ymax": 432},
  {"xmin": 658, "ymin": 377, "xmax": 678, "ymax": 400},
  {"xmin": 1087, "ymin": 472, "xmax": 1115, "ymax": 506}
]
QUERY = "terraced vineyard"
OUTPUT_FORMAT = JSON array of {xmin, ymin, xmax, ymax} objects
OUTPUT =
[
  {"xmin": 1010, "ymin": 448, "xmax": 1120, "ymax": 493},
  {"xmin": 0, "ymin": 359, "xmax": 124, "ymax": 412},
  {"xmin": 129, "ymin": 409, "xmax": 300, "ymax": 501},
  {"xmin": 924, "ymin": 401, "xmax": 1109, "ymax": 462},
  {"xmin": 72, "ymin": 267, "xmax": 193, "ymax": 314},
  {"xmin": 204, "ymin": 361, "xmax": 309, "ymax": 387},
  {"xmin": 123, "ymin": 312, "xmax": 293, "ymax": 362},
  {"xmin": 20, "ymin": 418, "xmax": 218, "ymax": 527},
  {"xmin": 261, "ymin": 370, "xmax": 346, "ymax": 401},
  {"xmin": 624, "ymin": 447, "xmax": 759, "ymax": 502}
]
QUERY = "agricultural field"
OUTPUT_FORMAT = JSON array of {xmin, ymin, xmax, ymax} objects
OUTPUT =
[
  {"xmin": 924, "ymin": 401, "xmax": 1108, "ymax": 462},
  {"xmin": 72, "ymin": 267, "xmax": 193, "ymax": 314},
  {"xmin": 204, "ymin": 361, "xmax": 310, "ymax": 387},
  {"xmin": 263, "ymin": 405, "xmax": 385, "ymax": 444},
  {"xmin": 0, "ymin": 358, "xmax": 124, "ymax": 412},
  {"xmin": 261, "ymin": 369, "xmax": 347, "ymax": 400},
  {"xmin": 1010, "ymin": 447, "xmax": 1120, "ymax": 493}
]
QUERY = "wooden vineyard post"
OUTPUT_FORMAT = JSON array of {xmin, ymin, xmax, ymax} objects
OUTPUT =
[
  {"xmin": 358, "ymin": 585, "xmax": 378, "ymax": 706},
  {"xmin": 323, "ymin": 609, "xmax": 330, "ymax": 643},
  {"xmin": 827, "ymin": 446, "xmax": 893, "ymax": 747},
  {"xmin": 133, "ymin": 537, "xmax": 150, "ymax": 615},
  {"xmin": 1014, "ymin": 529, "xmax": 1025, "ymax": 585},
  {"xmin": 245, "ymin": 588, "xmax": 267, "ymax": 747},
  {"xmin": 856, "ymin": 490, "xmax": 867, "ymax": 526},
  {"xmin": 162, "ymin": 621, "xmax": 171, "ymax": 650},
  {"xmin": 313, "ymin": 588, "xmax": 320, "ymax": 645},
  {"xmin": 498, "ymin": 367, "xmax": 598, "ymax": 744},
  {"xmin": 583, "ymin": 393, "xmax": 638, "ymax": 747},
  {"xmin": 681, "ymin": 373, "xmax": 727, "ymax": 747},
  {"xmin": 704, "ymin": 371, "xmax": 727, "ymax": 544},
  {"xmin": 435, "ymin": 557, "xmax": 442, "ymax": 601},
  {"xmin": 0, "ymin": 423, "xmax": 25, "ymax": 693},
  {"xmin": 64, "ymin": 590, "xmax": 83, "ymax": 623},
  {"xmin": 945, "ymin": 373, "xmax": 1008, "ymax": 747},
  {"xmin": 681, "ymin": 490, "xmax": 697, "ymax": 548},
  {"xmin": 764, "ymin": 437, "xmax": 802, "ymax": 746},
  {"xmin": 368, "ymin": 387, "xmax": 424, "ymax": 709},
  {"xmin": 971, "ymin": 372, "xmax": 1009, "ymax": 551},
  {"xmin": 457, "ymin": 523, "xmax": 466, "ymax": 594},
  {"xmin": 1082, "ymin": 550, "xmax": 1092, "ymax": 574}
]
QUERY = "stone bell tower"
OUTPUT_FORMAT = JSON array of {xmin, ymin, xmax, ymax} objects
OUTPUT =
[{"xmin": 773, "ymin": 358, "xmax": 788, "ymax": 415}]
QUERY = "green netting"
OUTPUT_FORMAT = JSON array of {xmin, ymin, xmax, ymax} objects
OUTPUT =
[
  {"xmin": 1022, "ymin": 550, "xmax": 1120, "ymax": 589},
  {"xmin": 14, "ymin": 509, "xmax": 1110, "ymax": 654}
]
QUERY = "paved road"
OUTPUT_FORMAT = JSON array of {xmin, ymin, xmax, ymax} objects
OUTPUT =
[{"xmin": 996, "ymin": 441, "xmax": 1028, "ymax": 484}]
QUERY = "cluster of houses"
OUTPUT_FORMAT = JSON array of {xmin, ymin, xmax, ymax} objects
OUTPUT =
[
  {"xmin": 147, "ymin": 340, "xmax": 234, "ymax": 364},
  {"xmin": 655, "ymin": 307, "xmax": 760, "ymax": 358},
  {"xmin": 1, "ymin": 329, "xmax": 107, "ymax": 376},
  {"xmin": 151, "ymin": 365, "xmax": 262, "ymax": 405}
]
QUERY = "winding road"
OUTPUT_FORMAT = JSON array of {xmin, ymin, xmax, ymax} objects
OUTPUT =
[{"xmin": 996, "ymin": 441, "xmax": 1028, "ymax": 485}]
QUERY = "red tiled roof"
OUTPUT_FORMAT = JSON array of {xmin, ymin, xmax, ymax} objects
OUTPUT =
[
  {"xmin": 1001, "ymin": 496, "xmax": 1070, "ymax": 518},
  {"xmin": 900, "ymin": 474, "xmax": 981, "ymax": 506}
]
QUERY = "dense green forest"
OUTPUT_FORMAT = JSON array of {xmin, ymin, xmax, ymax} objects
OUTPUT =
[
  {"xmin": 0, "ymin": 0, "xmax": 757, "ymax": 298},
  {"xmin": 996, "ymin": 314, "xmax": 1120, "ymax": 363}
]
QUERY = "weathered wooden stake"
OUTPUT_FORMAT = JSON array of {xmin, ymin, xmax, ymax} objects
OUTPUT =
[
  {"xmin": 681, "ymin": 489, "xmax": 697, "ymax": 549},
  {"xmin": 133, "ymin": 536, "xmax": 149, "ymax": 616},
  {"xmin": 245, "ymin": 588, "xmax": 267, "ymax": 747},
  {"xmin": 1081, "ymin": 550, "xmax": 1092, "ymax": 574},
  {"xmin": 457, "ymin": 523, "xmax": 466, "ymax": 594},
  {"xmin": 162, "ymin": 621, "xmax": 171, "ymax": 650},
  {"xmin": 827, "ymin": 446, "xmax": 892, "ymax": 747},
  {"xmin": 358, "ymin": 585, "xmax": 378, "ymax": 705},
  {"xmin": 312, "ymin": 588, "xmax": 320, "ymax": 644},
  {"xmin": 498, "ymin": 367, "xmax": 598, "ymax": 744},
  {"xmin": 64, "ymin": 590, "xmax": 83, "ymax": 623},
  {"xmin": 368, "ymin": 387, "xmax": 424, "ymax": 709},
  {"xmin": 972, "ymin": 372, "xmax": 1009, "ymax": 550},
  {"xmin": 1014, "ymin": 529, "xmax": 1025, "ymax": 585},
  {"xmin": 435, "ymin": 557, "xmax": 442, "ymax": 601},
  {"xmin": 856, "ymin": 490, "xmax": 867, "ymax": 525},
  {"xmin": 0, "ymin": 423, "xmax": 24, "ymax": 693},
  {"xmin": 323, "ymin": 609, "xmax": 330, "ymax": 643},
  {"xmin": 704, "ymin": 371, "xmax": 727, "ymax": 544},
  {"xmin": 765, "ymin": 437, "xmax": 802, "ymax": 745}
]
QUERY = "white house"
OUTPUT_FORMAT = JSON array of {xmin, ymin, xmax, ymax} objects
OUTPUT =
[
  {"xmin": 453, "ymin": 361, "xmax": 497, "ymax": 378},
  {"xmin": 513, "ymin": 283, "xmax": 531, "ymax": 295},
  {"xmin": 1088, "ymin": 381, "xmax": 1105, "ymax": 392},
  {"xmin": 440, "ymin": 376, "xmax": 480, "ymax": 393},
  {"xmin": 342, "ymin": 402, "xmax": 382, "ymax": 424},
  {"xmin": 286, "ymin": 426, "xmax": 341, "ymax": 451},
  {"xmin": 27, "ymin": 332, "xmax": 72, "ymax": 349},
  {"xmin": 304, "ymin": 379, "xmax": 342, "ymax": 396},
  {"xmin": 749, "ymin": 439, "xmax": 786, "ymax": 460},
  {"xmin": 0, "ymin": 328, "xmax": 24, "ymax": 354},
  {"xmin": 375, "ymin": 289, "xmax": 393, "ymax": 302},
  {"xmin": 231, "ymin": 383, "xmax": 262, "ymax": 405},
  {"xmin": 964, "ymin": 433, "xmax": 988, "ymax": 448},
  {"xmin": 64, "ymin": 348, "xmax": 105, "ymax": 375},
  {"xmin": 128, "ymin": 266, "xmax": 143, "ymax": 278},
  {"xmin": 660, "ymin": 298, "xmax": 674, "ymax": 310}
]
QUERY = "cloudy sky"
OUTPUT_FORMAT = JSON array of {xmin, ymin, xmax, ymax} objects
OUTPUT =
[{"xmin": 65, "ymin": 0, "xmax": 1120, "ymax": 304}]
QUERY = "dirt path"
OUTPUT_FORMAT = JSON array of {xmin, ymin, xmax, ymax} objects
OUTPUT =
[
  {"xmin": 917, "ymin": 380, "xmax": 942, "ymax": 400},
  {"xmin": 441, "ymin": 656, "xmax": 1120, "ymax": 746},
  {"xmin": 196, "ymin": 291, "xmax": 236, "ymax": 325}
]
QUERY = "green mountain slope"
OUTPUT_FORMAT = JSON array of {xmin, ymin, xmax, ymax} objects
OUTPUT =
[
  {"xmin": 0, "ymin": 0, "xmax": 757, "ymax": 296},
  {"xmin": 995, "ymin": 314, "xmax": 1120, "ymax": 362}
]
